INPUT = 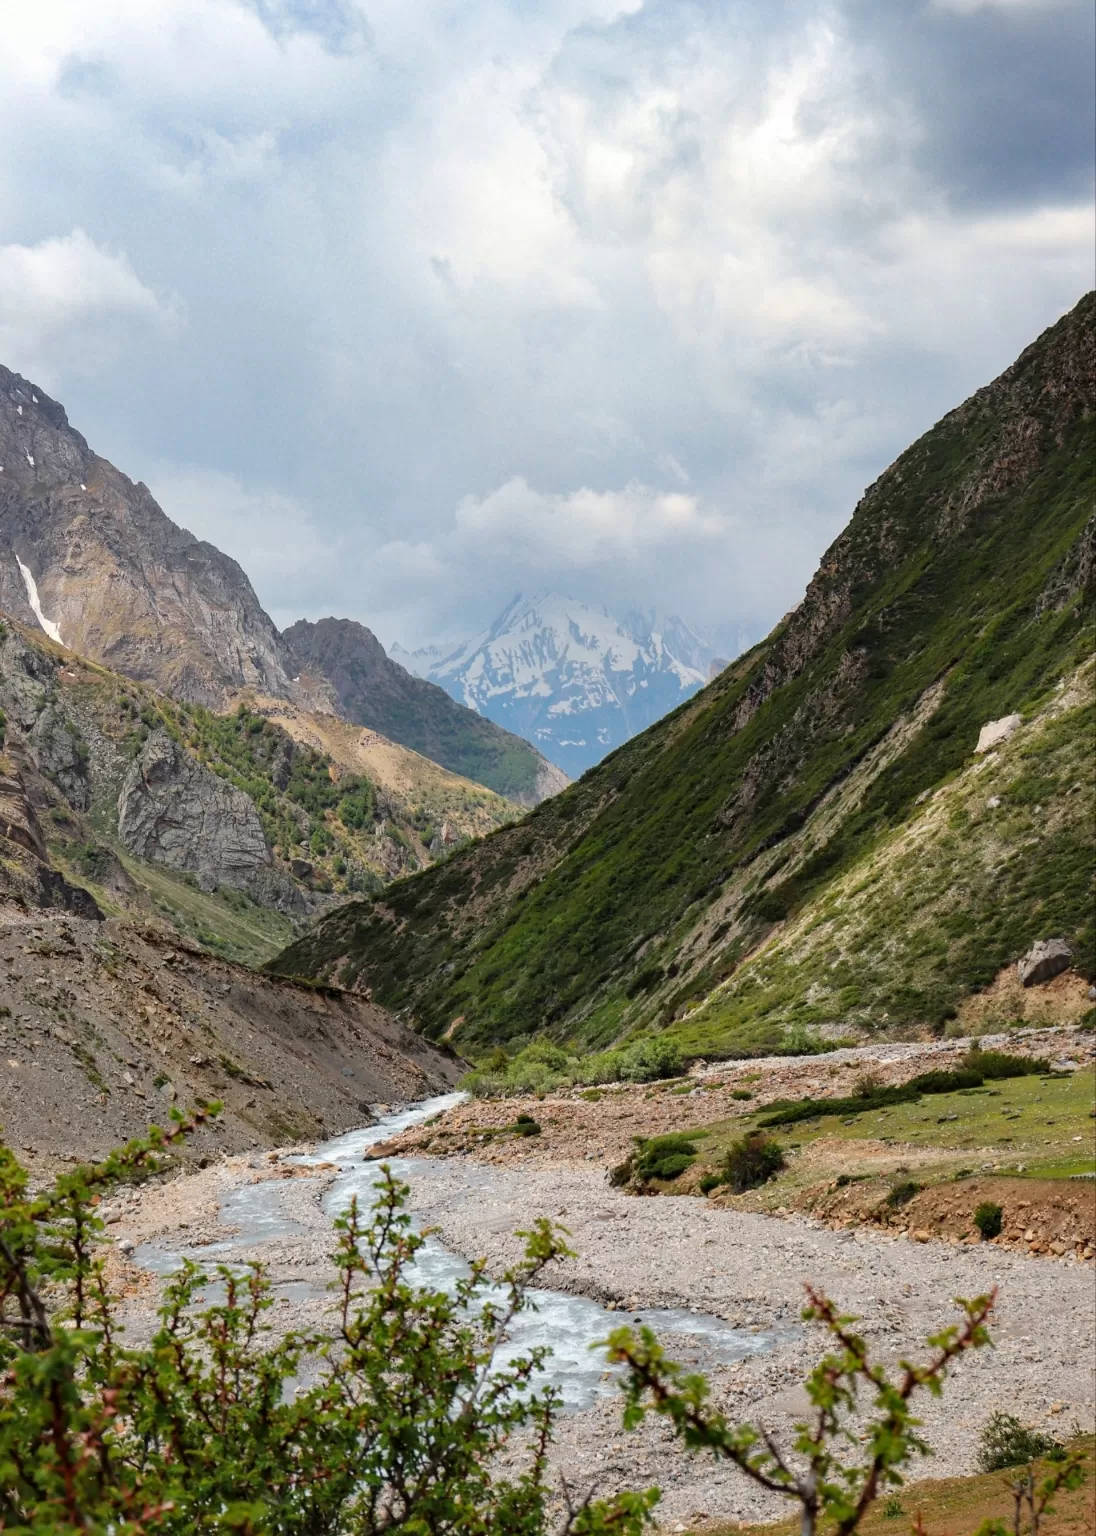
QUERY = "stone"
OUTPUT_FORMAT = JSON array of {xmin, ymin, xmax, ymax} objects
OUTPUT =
[
  {"xmin": 911, "ymin": 1229, "xmax": 931, "ymax": 1243},
  {"xmin": 975, "ymin": 714, "xmax": 1022, "ymax": 753},
  {"xmin": 1017, "ymin": 937, "xmax": 1072, "ymax": 987},
  {"xmin": 986, "ymin": 795, "xmax": 1002, "ymax": 809}
]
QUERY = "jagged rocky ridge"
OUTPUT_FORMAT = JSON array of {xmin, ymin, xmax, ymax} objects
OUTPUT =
[
  {"xmin": 0, "ymin": 367, "xmax": 562, "ymax": 806},
  {"xmin": 274, "ymin": 294, "xmax": 1096, "ymax": 1056}
]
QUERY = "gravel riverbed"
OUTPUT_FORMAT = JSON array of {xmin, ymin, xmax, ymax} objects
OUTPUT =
[{"xmin": 107, "ymin": 1128, "xmax": 1096, "ymax": 1532}]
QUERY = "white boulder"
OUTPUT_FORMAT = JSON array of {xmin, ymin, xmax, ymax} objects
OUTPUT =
[{"xmin": 975, "ymin": 714, "xmax": 1022, "ymax": 754}]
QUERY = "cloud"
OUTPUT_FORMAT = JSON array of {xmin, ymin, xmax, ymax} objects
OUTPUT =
[
  {"xmin": 0, "ymin": 230, "xmax": 182, "ymax": 387},
  {"xmin": 0, "ymin": 0, "xmax": 1090, "ymax": 654}
]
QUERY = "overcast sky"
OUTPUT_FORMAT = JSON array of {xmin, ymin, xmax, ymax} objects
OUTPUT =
[{"xmin": 1, "ymin": 0, "xmax": 1093, "ymax": 651}]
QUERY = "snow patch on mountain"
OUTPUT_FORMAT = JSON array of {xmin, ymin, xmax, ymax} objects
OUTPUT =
[{"xmin": 404, "ymin": 594, "xmax": 729, "ymax": 777}]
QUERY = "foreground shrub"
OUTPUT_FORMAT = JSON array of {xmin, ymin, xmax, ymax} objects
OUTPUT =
[
  {"xmin": 974, "ymin": 1200, "xmax": 1004, "ymax": 1240},
  {"xmin": 723, "ymin": 1132, "xmax": 786, "ymax": 1193},
  {"xmin": 977, "ymin": 1411, "xmax": 1062, "ymax": 1472},
  {"xmin": 886, "ymin": 1179, "xmax": 922, "ymax": 1209}
]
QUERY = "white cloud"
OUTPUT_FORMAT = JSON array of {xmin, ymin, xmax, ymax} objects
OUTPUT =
[
  {"xmin": 150, "ymin": 467, "xmax": 344, "ymax": 628},
  {"xmin": 0, "ymin": 229, "xmax": 181, "ymax": 386}
]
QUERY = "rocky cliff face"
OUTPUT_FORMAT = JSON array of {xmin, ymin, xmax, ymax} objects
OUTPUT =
[
  {"xmin": 0, "ymin": 365, "xmax": 299, "ymax": 709},
  {"xmin": 283, "ymin": 617, "xmax": 567, "ymax": 804},
  {"xmin": 117, "ymin": 730, "xmax": 304, "ymax": 914}
]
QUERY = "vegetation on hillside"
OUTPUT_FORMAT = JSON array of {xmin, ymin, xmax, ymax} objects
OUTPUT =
[{"xmin": 273, "ymin": 296, "xmax": 1096, "ymax": 1057}]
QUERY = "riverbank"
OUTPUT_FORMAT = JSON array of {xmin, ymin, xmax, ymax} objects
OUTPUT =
[{"xmin": 103, "ymin": 1097, "xmax": 1096, "ymax": 1533}]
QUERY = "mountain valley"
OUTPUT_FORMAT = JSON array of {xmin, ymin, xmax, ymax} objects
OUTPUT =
[{"xmin": 276, "ymin": 294, "xmax": 1096, "ymax": 1061}]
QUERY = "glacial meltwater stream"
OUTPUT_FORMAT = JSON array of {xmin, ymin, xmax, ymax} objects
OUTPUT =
[{"xmin": 137, "ymin": 1094, "xmax": 786, "ymax": 1411}]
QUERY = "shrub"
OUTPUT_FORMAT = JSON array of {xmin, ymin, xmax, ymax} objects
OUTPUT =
[
  {"xmin": 731, "ymin": 1088, "xmax": 754, "ymax": 1101},
  {"xmin": 907, "ymin": 1069, "xmax": 985, "ymax": 1094},
  {"xmin": 698, "ymin": 1173, "xmax": 722, "ymax": 1194},
  {"xmin": 962, "ymin": 1046, "xmax": 1050, "ymax": 1080},
  {"xmin": 977, "ymin": 1411, "xmax": 1062, "ymax": 1472},
  {"xmin": 887, "ymin": 1179, "xmax": 922, "ymax": 1208},
  {"xmin": 974, "ymin": 1201, "xmax": 1003, "ymax": 1240},
  {"xmin": 634, "ymin": 1133, "xmax": 699, "ymax": 1182},
  {"xmin": 853, "ymin": 1069, "xmax": 884, "ymax": 1098},
  {"xmin": 512, "ymin": 1114, "xmax": 542, "ymax": 1137},
  {"xmin": 723, "ymin": 1132, "xmax": 786, "ymax": 1193}
]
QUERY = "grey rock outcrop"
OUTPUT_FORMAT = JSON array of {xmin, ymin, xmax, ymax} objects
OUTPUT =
[
  {"xmin": 1017, "ymin": 937, "xmax": 1072, "ymax": 988},
  {"xmin": 118, "ymin": 730, "xmax": 304, "ymax": 913}
]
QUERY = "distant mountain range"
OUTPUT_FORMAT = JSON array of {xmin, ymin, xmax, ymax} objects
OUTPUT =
[{"xmin": 392, "ymin": 594, "xmax": 747, "ymax": 777}]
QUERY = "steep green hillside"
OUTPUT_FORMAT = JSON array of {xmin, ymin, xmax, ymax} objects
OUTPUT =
[
  {"xmin": 272, "ymin": 295, "xmax": 1096, "ymax": 1056},
  {"xmin": 282, "ymin": 617, "xmax": 568, "ymax": 805}
]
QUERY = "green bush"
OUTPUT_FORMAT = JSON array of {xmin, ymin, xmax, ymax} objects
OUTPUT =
[
  {"xmin": 731, "ymin": 1088, "xmax": 754, "ymax": 1101},
  {"xmin": 634, "ymin": 1133, "xmax": 699, "ymax": 1182},
  {"xmin": 698, "ymin": 1173, "xmax": 722, "ymax": 1194},
  {"xmin": 973, "ymin": 1201, "xmax": 1003, "ymax": 1240},
  {"xmin": 977, "ymin": 1411, "xmax": 1061, "ymax": 1472},
  {"xmin": 961, "ymin": 1047, "xmax": 1050, "ymax": 1080},
  {"xmin": 886, "ymin": 1179, "xmax": 922, "ymax": 1208},
  {"xmin": 723, "ymin": 1132, "xmax": 786, "ymax": 1193},
  {"xmin": 512, "ymin": 1114, "xmax": 542, "ymax": 1137}
]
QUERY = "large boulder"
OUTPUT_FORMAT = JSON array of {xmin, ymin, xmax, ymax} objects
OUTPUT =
[
  {"xmin": 975, "ymin": 714, "xmax": 1022, "ymax": 754},
  {"xmin": 1017, "ymin": 937, "xmax": 1072, "ymax": 988},
  {"xmin": 118, "ymin": 729, "xmax": 304, "ymax": 913}
]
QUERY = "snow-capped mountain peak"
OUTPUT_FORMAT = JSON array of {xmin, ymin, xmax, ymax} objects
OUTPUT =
[{"xmin": 405, "ymin": 593, "xmax": 717, "ymax": 777}]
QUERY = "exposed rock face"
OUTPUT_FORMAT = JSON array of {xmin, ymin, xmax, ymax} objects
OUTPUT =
[
  {"xmin": 283, "ymin": 616, "xmax": 566, "ymax": 804},
  {"xmin": 976, "ymin": 715, "xmax": 1023, "ymax": 754},
  {"xmin": 118, "ymin": 730, "xmax": 303, "ymax": 912},
  {"xmin": 0, "ymin": 365, "xmax": 300, "ymax": 709},
  {"xmin": 0, "ymin": 764, "xmax": 101, "ymax": 918},
  {"xmin": 1018, "ymin": 938, "xmax": 1073, "ymax": 988}
]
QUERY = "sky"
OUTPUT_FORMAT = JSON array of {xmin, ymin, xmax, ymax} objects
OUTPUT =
[{"xmin": 1, "ymin": 0, "xmax": 1093, "ymax": 653}]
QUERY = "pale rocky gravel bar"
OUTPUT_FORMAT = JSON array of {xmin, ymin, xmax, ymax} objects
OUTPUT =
[
  {"xmin": 397, "ymin": 1156, "xmax": 1095, "ymax": 1527},
  {"xmin": 109, "ymin": 1131, "xmax": 1096, "ymax": 1532}
]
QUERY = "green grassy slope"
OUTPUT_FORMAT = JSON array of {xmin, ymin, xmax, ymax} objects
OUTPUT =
[{"xmin": 272, "ymin": 294, "xmax": 1096, "ymax": 1055}]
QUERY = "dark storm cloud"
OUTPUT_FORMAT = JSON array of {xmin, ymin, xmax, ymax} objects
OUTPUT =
[{"xmin": 846, "ymin": 0, "xmax": 1096, "ymax": 212}]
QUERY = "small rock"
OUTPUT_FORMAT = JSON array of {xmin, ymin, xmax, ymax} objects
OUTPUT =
[
  {"xmin": 1049, "ymin": 1240, "xmax": 1068, "ymax": 1256},
  {"xmin": 1017, "ymin": 938, "xmax": 1072, "ymax": 988},
  {"xmin": 975, "ymin": 714, "xmax": 1022, "ymax": 754},
  {"xmin": 911, "ymin": 1230, "xmax": 931, "ymax": 1244},
  {"xmin": 986, "ymin": 795, "xmax": 1002, "ymax": 810},
  {"xmin": 118, "ymin": 1238, "xmax": 135, "ymax": 1254}
]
